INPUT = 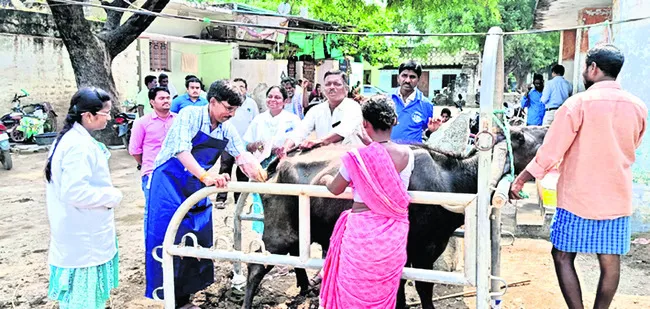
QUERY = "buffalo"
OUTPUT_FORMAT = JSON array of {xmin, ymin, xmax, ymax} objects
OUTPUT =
[{"xmin": 242, "ymin": 126, "xmax": 547, "ymax": 309}]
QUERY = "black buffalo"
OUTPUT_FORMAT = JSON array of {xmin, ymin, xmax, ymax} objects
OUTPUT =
[{"xmin": 242, "ymin": 126, "xmax": 547, "ymax": 309}]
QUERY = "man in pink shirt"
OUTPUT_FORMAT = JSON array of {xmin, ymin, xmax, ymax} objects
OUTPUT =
[
  {"xmin": 511, "ymin": 45, "xmax": 647, "ymax": 309},
  {"xmin": 129, "ymin": 87, "xmax": 176, "ymax": 204}
]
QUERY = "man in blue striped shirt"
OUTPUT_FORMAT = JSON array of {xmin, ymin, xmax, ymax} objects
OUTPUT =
[{"xmin": 541, "ymin": 64, "xmax": 573, "ymax": 125}]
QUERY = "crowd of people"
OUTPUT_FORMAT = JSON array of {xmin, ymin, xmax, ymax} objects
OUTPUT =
[{"xmin": 44, "ymin": 44, "xmax": 646, "ymax": 309}]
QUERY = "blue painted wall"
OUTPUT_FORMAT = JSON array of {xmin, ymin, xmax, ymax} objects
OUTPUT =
[{"xmin": 613, "ymin": 0, "xmax": 650, "ymax": 233}]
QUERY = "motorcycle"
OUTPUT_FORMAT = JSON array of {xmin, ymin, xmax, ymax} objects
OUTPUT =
[
  {"xmin": 0, "ymin": 123, "xmax": 12, "ymax": 170},
  {"xmin": 113, "ymin": 105, "xmax": 138, "ymax": 150},
  {"xmin": 1, "ymin": 89, "xmax": 58, "ymax": 143}
]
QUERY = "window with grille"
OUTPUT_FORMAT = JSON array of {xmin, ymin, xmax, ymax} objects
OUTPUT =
[
  {"xmin": 442, "ymin": 74, "xmax": 457, "ymax": 88},
  {"xmin": 391, "ymin": 74, "xmax": 399, "ymax": 88},
  {"xmin": 149, "ymin": 40, "xmax": 170, "ymax": 72}
]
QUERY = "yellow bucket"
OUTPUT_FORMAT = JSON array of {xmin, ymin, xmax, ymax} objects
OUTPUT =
[
  {"xmin": 541, "ymin": 187, "xmax": 557, "ymax": 207},
  {"xmin": 537, "ymin": 170, "xmax": 559, "ymax": 208}
]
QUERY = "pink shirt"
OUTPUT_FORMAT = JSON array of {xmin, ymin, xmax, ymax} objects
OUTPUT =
[
  {"xmin": 526, "ymin": 81, "xmax": 647, "ymax": 220},
  {"xmin": 129, "ymin": 111, "xmax": 176, "ymax": 176}
]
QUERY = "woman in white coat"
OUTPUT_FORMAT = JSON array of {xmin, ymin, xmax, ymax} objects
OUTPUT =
[
  {"xmin": 243, "ymin": 86, "xmax": 301, "ymax": 235},
  {"xmin": 44, "ymin": 87, "xmax": 123, "ymax": 309}
]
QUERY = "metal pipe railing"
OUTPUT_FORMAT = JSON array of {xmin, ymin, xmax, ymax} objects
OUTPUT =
[
  {"xmin": 161, "ymin": 183, "xmax": 478, "ymax": 308},
  {"xmin": 160, "ymin": 25, "xmax": 506, "ymax": 307}
]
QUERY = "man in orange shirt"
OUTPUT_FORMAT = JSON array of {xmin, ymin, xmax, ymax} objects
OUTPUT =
[{"xmin": 511, "ymin": 45, "xmax": 647, "ymax": 309}]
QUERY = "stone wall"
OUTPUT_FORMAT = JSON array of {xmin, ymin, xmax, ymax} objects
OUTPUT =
[
  {"xmin": 0, "ymin": 10, "xmax": 139, "ymax": 125},
  {"xmin": 0, "ymin": 33, "xmax": 139, "ymax": 125}
]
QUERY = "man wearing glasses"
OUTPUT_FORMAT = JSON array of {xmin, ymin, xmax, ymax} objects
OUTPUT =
[
  {"xmin": 277, "ymin": 70, "xmax": 364, "ymax": 158},
  {"xmin": 143, "ymin": 80, "xmax": 267, "ymax": 308}
]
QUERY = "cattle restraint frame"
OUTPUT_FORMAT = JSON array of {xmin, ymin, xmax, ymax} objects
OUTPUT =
[{"xmin": 155, "ymin": 27, "xmax": 506, "ymax": 309}]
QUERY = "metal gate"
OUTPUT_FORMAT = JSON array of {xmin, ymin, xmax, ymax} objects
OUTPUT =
[{"xmin": 155, "ymin": 27, "xmax": 506, "ymax": 309}]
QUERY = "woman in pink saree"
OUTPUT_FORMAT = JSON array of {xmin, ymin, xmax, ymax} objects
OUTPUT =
[{"xmin": 319, "ymin": 95, "xmax": 414, "ymax": 309}]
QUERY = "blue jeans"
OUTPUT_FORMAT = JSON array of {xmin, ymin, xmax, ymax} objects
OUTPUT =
[{"xmin": 142, "ymin": 174, "xmax": 150, "ymax": 236}]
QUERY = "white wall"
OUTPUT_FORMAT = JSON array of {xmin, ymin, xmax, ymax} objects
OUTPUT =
[
  {"xmin": 428, "ymin": 69, "xmax": 463, "ymax": 91},
  {"xmin": 0, "ymin": 34, "xmax": 138, "ymax": 124},
  {"xmin": 349, "ymin": 62, "xmax": 364, "ymax": 87},
  {"xmin": 379, "ymin": 68, "xmax": 463, "ymax": 95},
  {"xmin": 314, "ymin": 60, "xmax": 337, "ymax": 85},
  {"xmin": 232, "ymin": 59, "xmax": 288, "ymax": 91}
]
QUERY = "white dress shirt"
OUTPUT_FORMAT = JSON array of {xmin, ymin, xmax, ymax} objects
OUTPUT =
[
  {"xmin": 243, "ymin": 110, "xmax": 302, "ymax": 149},
  {"xmin": 290, "ymin": 98, "xmax": 364, "ymax": 146},
  {"xmin": 227, "ymin": 97, "xmax": 260, "ymax": 137},
  {"xmin": 46, "ymin": 123, "xmax": 123, "ymax": 268}
]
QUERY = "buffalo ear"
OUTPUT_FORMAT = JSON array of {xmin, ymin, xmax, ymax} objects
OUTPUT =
[{"xmin": 510, "ymin": 129, "xmax": 526, "ymax": 148}]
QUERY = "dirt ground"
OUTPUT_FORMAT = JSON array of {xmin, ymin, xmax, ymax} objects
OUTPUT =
[{"xmin": 0, "ymin": 149, "xmax": 649, "ymax": 309}]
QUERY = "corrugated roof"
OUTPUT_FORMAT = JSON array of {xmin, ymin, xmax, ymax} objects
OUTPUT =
[
  {"xmin": 533, "ymin": 0, "xmax": 611, "ymax": 29},
  {"xmin": 215, "ymin": 2, "xmax": 341, "ymax": 30}
]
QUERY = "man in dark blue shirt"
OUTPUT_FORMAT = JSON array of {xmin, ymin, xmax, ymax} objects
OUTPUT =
[{"xmin": 521, "ymin": 74, "xmax": 546, "ymax": 126}]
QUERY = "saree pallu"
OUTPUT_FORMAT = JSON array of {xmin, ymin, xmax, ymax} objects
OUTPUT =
[{"xmin": 320, "ymin": 142, "xmax": 411, "ymax": 309}]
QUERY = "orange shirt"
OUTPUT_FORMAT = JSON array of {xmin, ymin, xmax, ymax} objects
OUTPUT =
[{"xmin": 526, "ymin": 81, "xmax": 647, "ymax": 220}]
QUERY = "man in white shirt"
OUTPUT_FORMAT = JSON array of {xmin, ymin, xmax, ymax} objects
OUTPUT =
[
  {"xmin": 278, "ymin": 70, "xmax": 363, "ymax": 158},
  {"xmin": 215, "ymin": 78, "xmax": 260, "ymax": 208}
]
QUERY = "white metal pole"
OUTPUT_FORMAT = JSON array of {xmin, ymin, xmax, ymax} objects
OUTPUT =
[
  {"xmin": 299, "ymin": 195, "xmax": 311, "ymax": 262},
  {"xmin": 166, "ymin": 245, "xmax": 471, "ymax": 285},
  {"xmin": 162, "ymin": 247, "xmax": 176, "ymax": 308},
  {"xmin": 572, "ymin": 25, "xmax": 583, "ymax": 95},
  {"xmin": 232, "ymin": 192, "xmax": 250, "ymax": 276},
  {"xmin": 476, "ymin": 26, "xmax": 504, "ymax": 309},
  {"xmin": 181, "ymin": 182, "xmax": 476, "ymax": 206},
  {"xmin": 160, "ymin": 182, "xmax": 479, "ymax": 307}
]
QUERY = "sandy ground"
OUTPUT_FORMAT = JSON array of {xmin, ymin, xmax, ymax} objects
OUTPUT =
[{"xmin": 0, "ymin": 149, "xmax": 649, "ymax": 309}]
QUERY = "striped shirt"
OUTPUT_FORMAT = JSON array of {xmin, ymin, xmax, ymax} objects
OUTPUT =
[{"xmin": 154, "ymin": 105, "xmax": 245, "ymax": 168}]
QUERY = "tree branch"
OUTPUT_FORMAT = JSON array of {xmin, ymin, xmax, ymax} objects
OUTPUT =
[
  {"xmin": 101, "ymin": 0, "xmax": 131, "ymax": 32},
  {"xmin": 101, "ymin": 0, "xmax": 171, "ymax": 58},
  {"xmin": 46, "ymin": 0, "xmax": 97, "ymax": 56}
]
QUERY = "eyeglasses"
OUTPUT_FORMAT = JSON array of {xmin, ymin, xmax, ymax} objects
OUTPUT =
[
  {"xmin": 95, "ymin": 111, "xmax": 111, "ymax": 118},
  {"xmin": 219, "ymin": 101, "xmax": 238, "ymax": 113}
]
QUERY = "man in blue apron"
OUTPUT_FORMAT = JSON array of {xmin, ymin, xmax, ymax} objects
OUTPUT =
[{"xmin": 144, "ymin": 80, "xmax": 267, "ymax": 308}]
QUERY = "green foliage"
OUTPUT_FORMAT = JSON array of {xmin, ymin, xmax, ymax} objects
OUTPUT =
[
  {"xmin": 391, "ymin": 0, "xmax": 501, "ymax": 56},
  {"xmin": 499, "ymin": 0, "xmax": 559, "ymax": 88},
  {"xmin": 301, "ymin": 0, "xmax": 402, "ymax": 66},
  {"xmin": 200, "ymin": 0, "xmax": 558, "ymax": 75}
]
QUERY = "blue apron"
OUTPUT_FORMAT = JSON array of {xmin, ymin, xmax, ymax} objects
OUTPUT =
[{"xmin": 144, "ymin": 128, "xmax": 228, "ymax": 299}]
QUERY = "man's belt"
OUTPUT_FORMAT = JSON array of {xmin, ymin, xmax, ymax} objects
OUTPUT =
[{"xmin": 546, "ymin": 107, "xmax": 559, "ymax": 111}]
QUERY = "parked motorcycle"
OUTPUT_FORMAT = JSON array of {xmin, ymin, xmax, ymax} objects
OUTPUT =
[
  {"xmin": 113, "ymin": 111, "xmax": 137, "ymax": 150},
  {"xmin": 1, "ymin": 89, "xmax": 58, "ymax": 143},
  {"xmin": 0, "ymin": 123, "xmax": 12, "ymax": 170}
]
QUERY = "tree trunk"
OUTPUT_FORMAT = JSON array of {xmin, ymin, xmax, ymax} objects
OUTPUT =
[
  {"xmin": 68, "ymin": 37, "xmax": 123, "ymax": 144},
  {"xmin": 47, "ymin": 0, "xmax": 171, "ymax": 144},
  {"xmin": 514, "ymin": 70, "xmax": 529, "ymax": 93}
]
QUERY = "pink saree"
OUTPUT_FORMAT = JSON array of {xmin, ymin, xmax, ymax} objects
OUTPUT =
[{"xmin": 319, "ymin": 142, "xmax": 411, "ymax": 309}]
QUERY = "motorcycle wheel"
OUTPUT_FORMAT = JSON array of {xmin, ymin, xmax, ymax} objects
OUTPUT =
[
  {"xmin": 122, "ymin": 136, "xmax": 129, "ymax": 151},
  {"xmin": 46, "ymin": 112, "xmax": 58, "ymax": 132},
  {"xmin": 9, "ymin": 129, "xmax": 25, "ymax": 143},
  {"xmin": 1, "ymin": 151, "xmax": 11, "ymax": 170}
]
